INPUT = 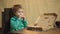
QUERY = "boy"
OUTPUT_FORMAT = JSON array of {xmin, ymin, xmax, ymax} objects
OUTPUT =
[{"xmin": 10, "ymin": 4, "xmax": 28, "ymax": 34}]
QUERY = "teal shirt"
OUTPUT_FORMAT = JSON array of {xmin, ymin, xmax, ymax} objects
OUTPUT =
[{"xmin": 10, "ymin": 16, "xmax": 28, "ymax": 32}]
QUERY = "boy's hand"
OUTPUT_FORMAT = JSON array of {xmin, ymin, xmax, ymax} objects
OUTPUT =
[
  {"xmin": 19, "ymin": 15, "xmax": 25, "ymax": 20},
  {"xmin": 21, "ymin": 15, "xmax": 25, "ymax": 20}
]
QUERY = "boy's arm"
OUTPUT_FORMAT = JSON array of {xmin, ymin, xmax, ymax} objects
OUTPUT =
[
  {"xmin": 23, "ymin": 19, "xmax": 28, "ymax": 28},
  {"xmin": 10, "ymin": 18, "xmax": 18, "ymax": 29}
]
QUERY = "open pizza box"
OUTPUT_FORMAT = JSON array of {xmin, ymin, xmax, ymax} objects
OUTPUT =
[{"xmin": 27, "ymin": 13, "xmax": 57, "ymax": 31}]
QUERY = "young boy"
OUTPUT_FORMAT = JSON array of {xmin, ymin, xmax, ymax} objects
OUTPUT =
[{"xmin": 10, "ymin": 4, "xmax": 28, "ymax": 34}]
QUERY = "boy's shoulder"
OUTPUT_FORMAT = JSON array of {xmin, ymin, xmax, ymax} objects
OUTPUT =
[{"xmin": 10, "ymin": 16, "xmax": 17, "ymax": 20}]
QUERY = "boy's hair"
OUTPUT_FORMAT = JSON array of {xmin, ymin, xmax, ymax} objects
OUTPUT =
[{"xmin": 12, "ymin": 4, "xmax": 22, "ymax": 13}]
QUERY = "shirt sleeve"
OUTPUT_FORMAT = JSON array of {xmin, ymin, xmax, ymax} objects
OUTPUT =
[
  {"xmin": 10, "ymin": 18, "xmax": 18, "ymax": 29},
  {"xmin": 22, "ymin": 19, "xmax": 28, "ymax": 28}
]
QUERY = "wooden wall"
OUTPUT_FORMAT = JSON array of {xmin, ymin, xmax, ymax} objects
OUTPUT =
[{"xmin": 0, "ymin": 0, "xmax": 60, "ymax": 27}]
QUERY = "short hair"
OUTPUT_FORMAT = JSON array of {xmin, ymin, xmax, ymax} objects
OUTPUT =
[{"xmin": 12, "ymin": 4, "xmax": 22, "ymax": 13}]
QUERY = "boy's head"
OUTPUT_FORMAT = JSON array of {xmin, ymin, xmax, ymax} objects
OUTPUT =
[{"xmin": 12, "ymin": 4, "xmax": 23, "ymax": 17}]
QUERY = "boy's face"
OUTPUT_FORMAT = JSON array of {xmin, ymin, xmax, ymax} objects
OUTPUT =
[{"xmin": 15, "ymin": 9, "xmax": 24, "ymax": 17}]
